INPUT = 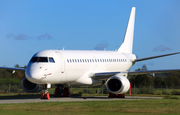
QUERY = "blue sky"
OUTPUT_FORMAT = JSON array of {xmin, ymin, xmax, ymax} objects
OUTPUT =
[{"xmin": 1, "ymin": 0, "xmax": 180, "ymax": 70}]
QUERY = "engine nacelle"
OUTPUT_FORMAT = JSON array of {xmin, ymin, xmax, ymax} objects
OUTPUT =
[
  {"xmin": 21, "ymin": 77, "xmax": 43, "ymax": 92},
  {"xmin": 105, "ymin": 76, "xmax": 130, "ymax": 94}
]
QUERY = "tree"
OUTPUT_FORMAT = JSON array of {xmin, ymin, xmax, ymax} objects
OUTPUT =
[
  {"xmin": 165, "ymin": 72, "xmax": 180, "ymax": 88},
  {"xmin": 14, "ymin": 64, "xmax": 20, "ymax": 68},
  {"xmin": 130, "ymin": 64, "xmax": 153, "ymax": 87},
  {"xmin": 135, "ymin": 64, "xmax": 148, "ymax": 71},
  {"xmin": 153, "ymin": 76, "xmax": 166, "ymax": 88}
]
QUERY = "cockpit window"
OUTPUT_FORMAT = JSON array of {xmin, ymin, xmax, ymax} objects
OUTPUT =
[
  {"xmin": 49, "ymin": 57, "xmax": 55, "ymax": 63},
  {"xmin": 30, "ymin": 57, "xmax": 38, "ymax": 62},
  {"xmin": 30, "ymin": 57, "xmax": 48, "ymax": 63},
  {"xmin": 39, "ymin": 57, "xmax": 48, "ymax": 62}
]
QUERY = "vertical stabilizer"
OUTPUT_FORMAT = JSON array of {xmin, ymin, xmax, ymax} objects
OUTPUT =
[{"xmin": 118, "ymin": 7, "xmax": 136, "ymax": 53}]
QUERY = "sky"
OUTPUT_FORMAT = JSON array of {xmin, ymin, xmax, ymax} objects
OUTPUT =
[{"xmin": 1, "ymin": 0, "xmax": 180, "ymax": 70}]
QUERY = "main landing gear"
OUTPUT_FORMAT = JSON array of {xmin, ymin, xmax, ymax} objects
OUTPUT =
[
  {"xmin": 54, "ymin": 84, "xmax": 71, "ymax": 97},
  {"xmin": 108, "ymin": 93, "xmax": 125, "ymax": 98},
  {"xmin": 41, "ymin": 85, "xmax": 50, "ymax": 99}
]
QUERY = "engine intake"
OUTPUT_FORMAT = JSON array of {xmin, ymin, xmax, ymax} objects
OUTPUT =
[
  {"xmin": 21, "ymin": 77, "xmax": 43, "ymax": 92},
  {"xmin": 106, "ymin": 76, "xmax": 130, "ymax": 94}
]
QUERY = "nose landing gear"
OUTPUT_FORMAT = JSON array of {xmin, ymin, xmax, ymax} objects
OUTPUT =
[
  {"xmin": 41, "ymin": 85, "xmax": 50, "ymax": 99},
  {"xmin": 40, "ymin": 84, "xmax": 71, "ymax": 99}
]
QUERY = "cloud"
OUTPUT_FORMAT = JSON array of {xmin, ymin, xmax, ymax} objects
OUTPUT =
[
  {"xmin": 6, "ymin": 33, "xmax": 15, "ymax": 39},
  {"xmin": 94, "ymin": 42, "xmax": 108, "ymax": 50},
  {"xmin": 153, "ymin": 45, "xmax": 171, "ymax": 52},
  {"xmin": 6, "ymin": 33, "xmax": 53, "ymax": 40},
  {"xmin": 37, "ymin": 33, "xmax": 52, "ymax": 40},
  {"xmin": 6, "ymin": 33, "xmax": 29, "ymax": 40},
  {"xmin": 15, "ymin": 34, "xmax": 29, "ymax": 40}
]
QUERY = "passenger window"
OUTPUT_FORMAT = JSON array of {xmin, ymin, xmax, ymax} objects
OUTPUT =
[{"xmin": 49, "ymin": 57, "xmax": 55, "ymax": 63}]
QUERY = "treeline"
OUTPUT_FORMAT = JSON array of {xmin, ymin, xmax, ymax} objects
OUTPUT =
[
  {"xmin": 0, "ymin": 64, "xmax": 180, "ymax": 88},
  {"xmin": 0, "ymin": 64, "xmax": 26, "ymax": 85},
  {"xmin": 129, "ymin": 65, "xmax": 180, "ymax": 88}
]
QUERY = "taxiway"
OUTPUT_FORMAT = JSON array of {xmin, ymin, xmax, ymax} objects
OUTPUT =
[{"xmin": 0, "ymin": 96, "xmax": 163, "ymax": 104}]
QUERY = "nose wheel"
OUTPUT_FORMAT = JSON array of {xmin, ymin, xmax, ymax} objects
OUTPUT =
[{"xmin": 41, "ymin": 85, "xmax": 50, "ymax": 99}]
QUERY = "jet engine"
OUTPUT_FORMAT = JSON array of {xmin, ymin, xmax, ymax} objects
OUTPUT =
[
  {"xmin": 105, "ymin": 75, "xmax": 130, "ymax": 94},
  {"xmin": 21, "ymin": 77, "xmax": 43, "ymax": 92}
]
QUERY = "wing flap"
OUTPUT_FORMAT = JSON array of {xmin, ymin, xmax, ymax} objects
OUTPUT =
[{"xmin": 128, "ymin": 69, "xmax": 180, "ymax": 75}]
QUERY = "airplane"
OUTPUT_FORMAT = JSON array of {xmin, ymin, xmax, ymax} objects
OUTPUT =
[{"xmin": 1, "ymin": 7, "xmax": 180, "ymax": 99}]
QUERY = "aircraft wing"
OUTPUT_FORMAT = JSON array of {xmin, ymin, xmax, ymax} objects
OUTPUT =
[
  {"xmin": 90, "ymin": 69, "xmax": 180, "ymax": 81},
  {"xmin": 0, "ymin": 66, "xmax": 25, "ymax": 71},
  {"xmin": 127, "ymin": 69, "xmax": 180, "ymax": 75}
]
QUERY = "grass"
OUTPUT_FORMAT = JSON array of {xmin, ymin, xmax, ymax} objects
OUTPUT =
[
  {"xmin": 1, "ymin": 86, "xmax": 180, "ymax": 114},
  {"xmin": 0, "ymin": 98, "xmax": 180, "ymax": 115}
]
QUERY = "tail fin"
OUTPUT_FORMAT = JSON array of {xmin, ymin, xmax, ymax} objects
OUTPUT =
[{"xmin": 118, "ymin": 7, "xmax": 136, "ymax": 54}]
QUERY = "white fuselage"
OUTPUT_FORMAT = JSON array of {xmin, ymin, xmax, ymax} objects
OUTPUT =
[{"xmin": 25, "ymin": 50, "xmax": 136, "ymax": 86}]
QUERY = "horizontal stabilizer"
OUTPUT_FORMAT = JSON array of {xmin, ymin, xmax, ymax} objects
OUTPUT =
[{"xmin": 134, "ymin": 52, "xmax": 180, "ymax": 62}]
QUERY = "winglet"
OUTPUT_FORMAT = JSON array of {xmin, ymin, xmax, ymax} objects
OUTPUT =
[{"xmin": 118, "ymin": 7, "xmax": 136, "ymax": 54}]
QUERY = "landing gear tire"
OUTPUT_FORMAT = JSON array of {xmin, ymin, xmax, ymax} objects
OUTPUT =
[
  {"xmin": 54, "ymin": 84, "xmax": 71, "ymax": 97},
  {"xmin": 108, "ymin": 92, "xmax": 125, "ymax": 98}
]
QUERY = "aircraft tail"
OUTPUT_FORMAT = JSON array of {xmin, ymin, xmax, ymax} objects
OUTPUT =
[{"xmin": 118, "ymin": 7, "xmax": 136, "ymax": 54}]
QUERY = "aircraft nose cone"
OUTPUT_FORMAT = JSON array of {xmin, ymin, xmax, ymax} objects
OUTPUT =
[{"xmin": 25, "ymin": 68, "xmax": 43, "ymax": 83}]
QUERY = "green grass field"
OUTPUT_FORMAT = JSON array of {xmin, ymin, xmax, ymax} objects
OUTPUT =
[
  {"xmin": 0, "ymin": 97, "xmax": 180, "ymax": 115},
  {"xmin": 1, "ymin": 86, "xmax": 180, "ymax": 115}
]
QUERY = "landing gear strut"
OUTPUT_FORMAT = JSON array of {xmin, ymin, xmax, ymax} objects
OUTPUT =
[
  {"xmin": 41, "ymin": 85, "xmax": 50, "ymax": 99},
  {"xmin": 55, "ymin": 84, "xmax": 71, "ymax": 97}
]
